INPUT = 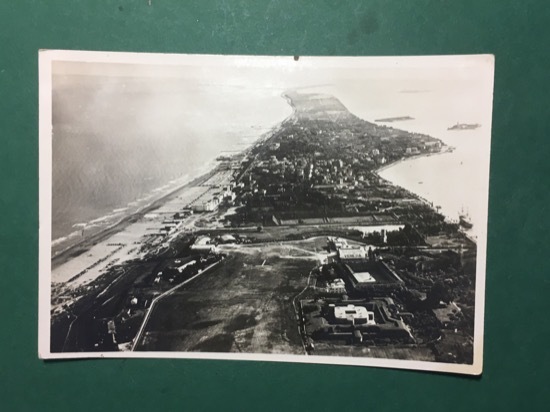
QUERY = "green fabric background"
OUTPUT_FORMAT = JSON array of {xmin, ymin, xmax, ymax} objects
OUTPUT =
[{"xmin": 1, "ymin": 1, "xmax": 548, "ymax": 410}]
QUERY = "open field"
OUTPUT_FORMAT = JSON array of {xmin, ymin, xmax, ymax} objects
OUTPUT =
[{"xmin": 136, "ymin": 243, "xmax": 319, "ymax": 354}]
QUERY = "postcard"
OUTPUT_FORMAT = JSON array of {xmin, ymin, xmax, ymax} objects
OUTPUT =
[{"xmin": 39, "ymin": 50, "xmax": 494, "ymax": 374}]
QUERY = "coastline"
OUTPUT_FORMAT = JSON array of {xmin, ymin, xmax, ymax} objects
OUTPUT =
[
  {"xmin": 373, "ymin": 145, "xmax": 455, "ymax": 215},
  {"xmin": 374, "ymin": 144, "xmax": 477, "ymax": 244},
  {"xmin": 51, "ymin": 165, "xmax": 219, "ymax": 269},
  {"xmin": 375, "ymin": 144, "xmax": 453, "ymax": 174},
  {"xmin": 51, "ymin": 120, "xmax": 288, "ymax": 271},
  {"xmin": 51, "ymin": 92, "xmax": 458, "ymax": 272}
]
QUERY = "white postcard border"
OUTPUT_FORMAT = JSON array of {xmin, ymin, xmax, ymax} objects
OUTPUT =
[{"xmin": 38, "ymin": 49, "xmax": 494, "ymax": 376}]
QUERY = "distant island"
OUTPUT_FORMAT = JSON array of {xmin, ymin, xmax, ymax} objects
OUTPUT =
[
  {"xmin": 448, "ymin": 122, "xmax": 481, "ymax": 131},
  {"xmin": 375, "ymin": 116, "xmax": 415, "ymax": 123}
]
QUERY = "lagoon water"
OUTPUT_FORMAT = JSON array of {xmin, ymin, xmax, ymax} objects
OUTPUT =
[
  {"xmin": 312, "ymin": 78, "xmax": 493, "ymax": 241},
  {"xmin": 377, "ymin": 128, "xmax": 488, "ymax": 241}
]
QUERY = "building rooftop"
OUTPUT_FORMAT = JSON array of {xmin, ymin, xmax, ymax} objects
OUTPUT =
[
  {"xmin": 338, "ymin": 247, "xmax": 367, "ymax": 260},
  {"xmin": 344, "ymin": 261, "xmax": 404, "ymax": 285},
  {"xmin": 334, "ymin": 304, "xmax": 375, "ymax": 324},
  {"xmin": 195, "ymin": 236, "xmax": 211, "ymax": 245},
  {"xmin": 352, "ymin": 271, "xmax": 376, "ymax": 284},
  {"xmin": 220, "ymin": 234, "xmax": 236, "ymax": 242}
]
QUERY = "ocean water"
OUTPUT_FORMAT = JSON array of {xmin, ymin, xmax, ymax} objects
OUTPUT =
[{"xmin": 52, "ymin": 75, "xmax": 292, "ymax": 241}]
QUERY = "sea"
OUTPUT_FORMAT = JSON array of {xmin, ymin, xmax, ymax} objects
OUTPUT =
[
  {"xmin": 53, "ymin": 71, "xmax": 492, "ymax": 245},
  {"xmin": 52, "ymin": 75, "xmax": 292, "ymax": 244}
]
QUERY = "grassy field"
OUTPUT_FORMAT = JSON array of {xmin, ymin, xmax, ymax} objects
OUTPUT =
[{"xmin": 136, "ymin": 242, "xmax": 320, "ymax": 354}]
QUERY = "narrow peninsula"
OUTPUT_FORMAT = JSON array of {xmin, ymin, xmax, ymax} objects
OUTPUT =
[{"xmin": 50, "ymin": 91, "xmax": 476, "ymax": 365}]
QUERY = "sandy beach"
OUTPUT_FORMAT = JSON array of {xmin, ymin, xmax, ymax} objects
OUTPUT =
[
  {"xmin": 52, "ymin": 179, "xmax": 212, "ymax": 285},
  {"xmin": 51, "ymin": 166, "xmax": 218, "ymax": 269},
  {"xmin": 50, "ymin": 118, "xmax": 285, "ymax": 287}
]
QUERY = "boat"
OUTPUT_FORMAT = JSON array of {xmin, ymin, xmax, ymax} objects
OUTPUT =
[
  {"xmin": 448, "ymin": 122, "xmax": 481, "ymax": 131},
  {"xmin": 458, "ymin": 207, "xmax": 473, "ymax": 229}
]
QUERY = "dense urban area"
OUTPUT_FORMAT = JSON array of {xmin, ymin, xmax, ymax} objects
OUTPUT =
[{"xmin": 51, "ymin": 91, "xmax": 477, "ymax": 365}]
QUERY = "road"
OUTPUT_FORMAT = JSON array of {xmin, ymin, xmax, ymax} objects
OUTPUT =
[
  {"xmin": 292, "ymin": 267, "xmax": 316, "ymax": 355},
  {"xmin": 131, "ymin": 260, "xmax": 222, "ymax": 351}
]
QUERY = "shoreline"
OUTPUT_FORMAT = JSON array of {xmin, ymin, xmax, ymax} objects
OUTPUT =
[
  {"xmin": 375, "ymin": 144, "xmax": 453, "ymax": 174},
  {"xmin": 51, "ymin": 96, "xmax": 295, "ymax": 254},
  {"xmin": 373, "ymin": 145, "xmax": 452, "ymax": 213},
  {"xmin": 51, "ymin": 165, "xmax": 221, "ymax": 270},
  {"xmin": 51, "ymin": 93, "xmax": 460, "ymax": 271},
  {"xmin": 374, "ymin": 145, "xmax": 477, "ymax": 244},
  {"xmin": 51, "ymin": 118, "xmax": 288, "ymax": 271},
  {"xmin": 52, "ymin": 158, "xmax": 218, "ymax": 246}
]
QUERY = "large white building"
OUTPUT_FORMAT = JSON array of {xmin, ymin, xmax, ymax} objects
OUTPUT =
[
  {"xmin": 333, "ymin": 304, "xmax": 376, "ymax": 325},
  {"xmin": 326, "ymin": 278, "xmax": 346, "ymax": 294},
  {"xmin": 192, "ymin": 197, "xmax": 219, "ymax": 212},
  {"xmin": 338, "ymin": 246, "xmax": 367, "ymax": 260},
  {"xmin": 190, "ymin": 236, "xmax": 218, "ymax": 253}
]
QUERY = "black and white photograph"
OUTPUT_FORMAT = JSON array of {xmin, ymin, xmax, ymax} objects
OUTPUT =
[{"xmin": 39, "ymin": 51, "xmax": 494, "ymax": 375}]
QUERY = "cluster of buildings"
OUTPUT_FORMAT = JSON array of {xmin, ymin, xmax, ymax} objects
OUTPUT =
[
  {"xmin": 190, "ymin": 236, "xmax": 218, "ymax": 253},
  {"xmin": 303, "ymin": 298, "xmax": 414, "ymax": 345},
  {"xmin": 189, "ymin": 233, "xmax": 241, "ymax": 254},
  {"xmin": 322, "ymin": 236, "xmax": 405, "ymax": 294},
  {"xmin": 301, "ymin": 234, "xmax": 412, "ymax": 349},
  {"xmin": 328, "ymin": 237, "xmax": 374, "ymax": 260},
  {"xmin": 191, "ymin": 184, "xmax": 236, "ymax": 213},
  {"xmin": 246, "ymin": 116, "xmax": 443, "ymax": 192},
  {"xmin": 229, "ymin": 117, "xmax": 445, "ymax": 229},
  {"xmin": 250, "ymin": 151, "xmax": 379, "ymax": 191},
  {"xmin": 325, "ymin": 278, "xmax": 346, "ymax": 294}
]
